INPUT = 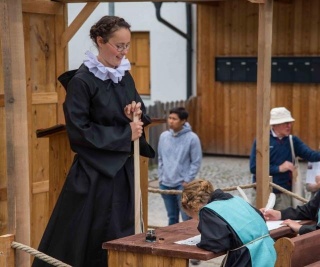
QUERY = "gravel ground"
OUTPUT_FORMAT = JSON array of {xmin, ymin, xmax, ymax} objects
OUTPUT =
[{"xmin": 147, "ymin": 155, "xmax": 308, "ymax": 267}]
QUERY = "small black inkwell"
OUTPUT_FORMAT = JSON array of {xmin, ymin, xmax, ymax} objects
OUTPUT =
[{"xmin": 145, "ymin": 229, "xmax": 156, "ymax": 242}]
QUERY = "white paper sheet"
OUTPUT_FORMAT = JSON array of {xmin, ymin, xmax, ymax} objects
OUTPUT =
[
  {"xmin": 174, "ymin": 234, "xmax": 201, "ymax": 246},
  {"xmin": 266, "ymin": 220, "xmax": 286, "ymax": 231},
  {"xmin": 174, "ymin": 221, "xmax": 300, "ymax": 246},
  {"xmin": 266, "ymin": 220, "xmax": 300, "ymax": 231}
]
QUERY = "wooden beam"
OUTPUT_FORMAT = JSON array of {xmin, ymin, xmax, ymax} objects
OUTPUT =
[
  {"xmin": 60, "ymin": 2, "xmax": 99, "ymax": 48},
  {"xmin": 0, "ymin": 187, "xmax": 7, "ymax": 201},
  {"xmin": 275, "ymin": 0, "xmax": 292, "ymax": 3},
  {"xmin": 249, "ymin": 0, "xmax": 293, "ymax": 3},
  {"xmin": 1, "ymin": 0, "xmax": 31, "ymax": 266},
  {"xmin": 32, "ymin": 181, "xmax": 49, "ymax": 194},
  {"xmin": 54, "ymin": 0, "xmax": 224, "ymax": 2},
  {"xmin": 55, "ymin": 0, "xmax": 68, "ymax": 123},
  {"xmin": 0, "ymin": 94, "xmax": 4, "ymax": 107},
  {"xmin": 248, "ymin": 0, "xmax": 265, "ymax": 3},
  {"xmin": 32, "ymin": 92, "xmax": 58, "ymax": 105},
  {"xmin": 255, "ymin": 0, "xmax": 273, "ymax": 209},
  {"xmin": 0, "ymin": 234, "xmax": 15, "ymax": 267},
  {"xmin": 22, "ymin": 0, "xmax": 63, "ymax": 15}
]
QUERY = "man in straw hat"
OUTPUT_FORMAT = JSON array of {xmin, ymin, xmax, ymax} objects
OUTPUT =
[{"xmin": 250, "ymin": 107, "xmax": 320, "ymax": 209}]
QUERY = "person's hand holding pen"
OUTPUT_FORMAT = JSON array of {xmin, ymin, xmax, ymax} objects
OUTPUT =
[
  {"xmin": 259, "ymin": 208, "xmax": 281, "ymax": 221},
  {"xmin": 260, "ymin": 192, "xmax": 278, "ymax": 221}
]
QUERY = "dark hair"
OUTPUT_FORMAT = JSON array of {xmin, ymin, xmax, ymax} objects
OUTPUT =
[
  {"xmin": 169, "ymin": 107, "xmax": 189, "ymax": 120},
  {"xmin": 89, "ymin": 16, "xmax": 131, "ymax": 46}
]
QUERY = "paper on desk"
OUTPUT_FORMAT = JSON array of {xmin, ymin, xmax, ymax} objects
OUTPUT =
[
  {"xmin": 175, "ymin": 221, "xmax": 300, "ymax": 245},
  {"xmin": 174, "ymin": 234, "xmax": 201, "ymax": 246},
  {"xmin": 266, "ymin": 220, "xmax": 300, "ymax": 231}
]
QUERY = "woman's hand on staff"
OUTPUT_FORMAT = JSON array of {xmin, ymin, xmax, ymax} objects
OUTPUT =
[
  {"xmin": 124, "ymin": 101, "xmax": 142, "ymax": 121},
  {"xmin": 130, "ymin": 121, "xmax": 143, "ymax": 141}
]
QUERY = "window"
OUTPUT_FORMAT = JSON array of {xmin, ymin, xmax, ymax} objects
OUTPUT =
[{"xmin": 127, "ymin": 32, "xmax": 150, "ymax": 95}]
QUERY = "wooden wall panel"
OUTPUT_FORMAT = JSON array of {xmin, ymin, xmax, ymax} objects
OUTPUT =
[
  {"xmin": 31, "ymin": 193, "xmax": 49, "ymax": 252},
  {"xmin": 23, "ymin": 15, "xmax": 57, "ymax": 94},
  {"xmin": 0, "ymin": 105, "xmax": 7, "ymax": 235},
  {"xmin": 197, "ymin": 4, "xmax": 215, "ymax": 153},
  {"xmin": 0, "ymin": 39, "xmax": 8, "ymax": 236},
  {"xmin": 22, "ymin": 4, "xmax": 67, "ymax": 251},
  {"xmin": 197, "ymin": 0, "xmax": 320, "ymax": 156}
]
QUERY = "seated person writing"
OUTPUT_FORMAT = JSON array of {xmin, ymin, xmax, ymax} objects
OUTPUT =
[
  {"xmin": 262, "ymin": 191, "xmax": 320, "ymax": 235},
  {"xmin": 181, "ymin": 179, "xmax": 276, "ymax": 267}
]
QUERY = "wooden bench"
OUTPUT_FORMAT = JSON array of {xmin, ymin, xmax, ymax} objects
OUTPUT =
[
  {"xmin": 304, "ymin": 262, "xmax": 320, "ymax": 267},
  {"xmin": 274, "ymin": 228, "xmax": 320, "ymax": 267}
]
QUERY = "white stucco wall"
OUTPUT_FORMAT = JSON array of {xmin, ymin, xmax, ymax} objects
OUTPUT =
[{"xmin": 67, "ymin": 2, "xmax": 196, "ymax": 107}]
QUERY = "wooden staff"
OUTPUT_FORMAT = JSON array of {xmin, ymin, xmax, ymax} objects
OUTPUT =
[{"xmin": 133, "ymin": 111, "xmax": 143, "ymax": 234}]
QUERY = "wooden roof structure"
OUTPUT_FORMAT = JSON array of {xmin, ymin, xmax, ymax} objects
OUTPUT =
[{"xmin": 1, "ymin": 0, "xmax": 275, "ymax": 265}]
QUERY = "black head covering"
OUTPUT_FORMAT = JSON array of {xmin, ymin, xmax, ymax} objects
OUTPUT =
[{"xmin": 58, "ymin": 69, "xmax": 78, "ymax": 91}]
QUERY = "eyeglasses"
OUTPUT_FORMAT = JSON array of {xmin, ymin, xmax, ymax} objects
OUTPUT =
[{"xmin": 107, "ymin": 42, "xmax": 130, "ymax": 52}]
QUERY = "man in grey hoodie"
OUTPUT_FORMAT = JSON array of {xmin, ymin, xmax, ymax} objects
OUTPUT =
[{"xmin": 158, "ymin": 107, "xmax": 202, "ymax": 226}]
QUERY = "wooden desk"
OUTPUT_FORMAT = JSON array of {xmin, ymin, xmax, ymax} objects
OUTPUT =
[
  {"xmin": 103, "ymin": 219, "xmax": 222, "ymax": 267},
  {"xmin": 103, "ymin": 219, "xmax": 314, "ymax": 267}
]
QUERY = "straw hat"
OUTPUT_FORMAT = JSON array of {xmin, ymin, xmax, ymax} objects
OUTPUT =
[{"xmin": 270, "ymin": 107, "xmax": 295, "ymax": 125}]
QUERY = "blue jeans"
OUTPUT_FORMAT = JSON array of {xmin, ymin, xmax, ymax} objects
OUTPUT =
[{"xmin": 159, "ymin": 183, "xmax": 191, "ymax": 225}]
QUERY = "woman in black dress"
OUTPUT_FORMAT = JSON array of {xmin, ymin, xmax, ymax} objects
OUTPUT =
[{"xmin": 33, "ymin": 15, "xmax": 154, "ymax": 267}]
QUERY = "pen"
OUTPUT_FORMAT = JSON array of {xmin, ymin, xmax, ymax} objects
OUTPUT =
[{"xmin": 264, "ymin": 193, "xmax": 276, "ymax": 213}]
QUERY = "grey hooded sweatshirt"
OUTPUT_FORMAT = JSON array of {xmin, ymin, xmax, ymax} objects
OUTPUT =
[{"xmin": 158, "ymin": 122, "xmax": 202, "ymax": 187}]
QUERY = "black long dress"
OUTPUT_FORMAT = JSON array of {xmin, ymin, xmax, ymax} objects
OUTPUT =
[{"xmin": 32, "ymin": 64, "xmax": 154, "ymax": 267}]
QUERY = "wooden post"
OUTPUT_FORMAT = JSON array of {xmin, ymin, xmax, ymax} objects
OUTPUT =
[
  {"xmin": 0, "ymin": 234, "xmax": 15, "ymax": 267},
  {"xmin": 255, "ymin": 0, "xmax": 274, "ymax": 208},
  {"xmin": 1, "ymin": 0, "xmax": 31, "ymax": 266},
  {"xmin": 140, "ymin": 119, "xmax": 166, "ymax": 229},
  {"xmin": 134, "ymin": 112, "xmax": 142, "ymax": 234}
]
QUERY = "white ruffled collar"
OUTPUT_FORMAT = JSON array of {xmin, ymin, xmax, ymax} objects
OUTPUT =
[{"xmin": 83, "ymin": 50, "xmax": 131, "ymax": 83}]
